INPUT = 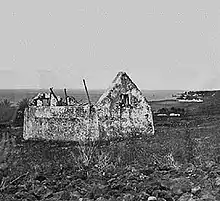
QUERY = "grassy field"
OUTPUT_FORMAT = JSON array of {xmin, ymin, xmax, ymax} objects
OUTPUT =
[{"xmin": 0, "ymin": 91, "xmax": 220, "ymax": 200}]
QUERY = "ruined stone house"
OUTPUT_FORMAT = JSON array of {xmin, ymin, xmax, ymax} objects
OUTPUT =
[{"xmin": 23, "ymin": 72, "xmax": 154, "ymax": 141}]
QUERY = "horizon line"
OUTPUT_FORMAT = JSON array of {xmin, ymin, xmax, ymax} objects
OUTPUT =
[{"xmin": 0, "ymin": 88, "xmax": 219, "ymax": 91}]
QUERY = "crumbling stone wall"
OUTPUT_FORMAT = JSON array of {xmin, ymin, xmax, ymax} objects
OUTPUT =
[
  {"xmin": 23, "ymin": 72, "xmax": 154, "ymax": 141},
  {"xmin": 23, "ymin": 105, "xmax": 99, "ymax": 141},
  {"xmin": 96, "ymin": 72, "xmax": 154, "ymax": 139}
]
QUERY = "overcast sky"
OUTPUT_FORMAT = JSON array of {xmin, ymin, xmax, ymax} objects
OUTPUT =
[{"xmin": 0, "ymin": 1, "xmax": 220, "ymax": 90}]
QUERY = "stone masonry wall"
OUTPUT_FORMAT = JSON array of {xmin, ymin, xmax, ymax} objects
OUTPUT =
[
  {"xmin": 96, "ymin": 72, "xmax": 154, "ymax": 139},
  {"xmin": 23, "ymin": 105, "xmax": 99, "ymax": 141},
  {"xmin": 23, "ymin": 72, "xmax": 154, "ymax": 141}
]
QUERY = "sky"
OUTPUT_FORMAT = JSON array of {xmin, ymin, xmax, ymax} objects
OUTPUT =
[{"xmin": 0, "ymin": 1, "xmax": 220, "ymax": 90}]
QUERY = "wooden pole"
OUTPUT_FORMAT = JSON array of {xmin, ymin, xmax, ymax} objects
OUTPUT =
[
  {"xmin": 83, "ymin": 79, "xmax": 92, "ymax": 106},
  {"xmin": 49, "ymin": 87, "xmax": 59, "ymax": 102},
  {"xmin": 64, "ymin": 88, "xmax": 68, "ymax": 105}
]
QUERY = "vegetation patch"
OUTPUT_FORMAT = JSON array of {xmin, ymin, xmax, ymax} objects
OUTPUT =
[{"xmin": 0, "ymin": 91, "xmax": 220, "ymax": 200}]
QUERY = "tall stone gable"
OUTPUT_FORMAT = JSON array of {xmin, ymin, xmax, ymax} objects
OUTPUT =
[{"xmin": 95, "ymin": 72, "xmax": 154, "ymax": 139}]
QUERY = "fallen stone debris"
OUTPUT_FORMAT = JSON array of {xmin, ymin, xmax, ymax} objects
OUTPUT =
[{"xmin": 29, "ymin": 87, "xmax": 79, "ymax": 107}]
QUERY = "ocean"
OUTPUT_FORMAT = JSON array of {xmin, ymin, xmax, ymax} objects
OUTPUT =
[{"xmin": 0, "ymin": 89, "xmax": 184, "ymax": 105}]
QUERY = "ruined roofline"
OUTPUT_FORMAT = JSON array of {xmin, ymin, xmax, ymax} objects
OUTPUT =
[
  {"xmin": 113, "ymin": 71, "xmax": 144, "ymax": 94},
  {"xmin": 97, "ymin": 71, "xmax": 150, "ymax": 105},
  {"xmin": 123, "ymin": 74, "xmax": 150, "ymax": 104},
  {"xmin": 28, "ymin": 72, "xmax": 149, "ymax": 107}
]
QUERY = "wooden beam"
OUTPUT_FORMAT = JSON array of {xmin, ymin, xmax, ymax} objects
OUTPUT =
[
  {"xmin": 49, "ymin": 87, "xmax": 59, "ymax": 103},
  {"xmin": 64, "ymin": 88, "xmax": 68, "ymax": 105},
  {"xmin": 83, "ymin": 79, "xmax": 91, "ymax": 106}
]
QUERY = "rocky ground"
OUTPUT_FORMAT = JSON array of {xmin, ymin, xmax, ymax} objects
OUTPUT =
[
  {"xmin": 0, "ymin": 157, "xmax": 220, "ymax": 200},
  {"xmin": 0, "ymin": 129, "xmax": 219, "ymax": 201}
]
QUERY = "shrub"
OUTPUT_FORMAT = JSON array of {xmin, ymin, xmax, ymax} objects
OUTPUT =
[
  {"xmin": 14, "ymin": 98, "xmax": 29, "ymax": 126},
  {"xmin": 0, "ymin": 99, "xmax": 12, "ymax": 107},
  {"xmin": 0, "ymin": 100, "xmax": 17, "ymax": 128}
]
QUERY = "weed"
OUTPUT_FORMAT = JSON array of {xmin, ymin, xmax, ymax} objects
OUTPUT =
[
  {"xmin": 72, "ymin": 140, "xmax": 98, "ymax": 170},
  {"xmin": 165, "ymin": 153, "xmax": 181, "ymax": 170}
]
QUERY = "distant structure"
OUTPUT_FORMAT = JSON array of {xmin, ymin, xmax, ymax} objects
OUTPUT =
[
  {"xmin": 23, "ymin": 72, "xmax": 154, "ymax": 141},
  {"xmin": 176, "ymin": 91, "xmax": 204, "ymax": 103}
]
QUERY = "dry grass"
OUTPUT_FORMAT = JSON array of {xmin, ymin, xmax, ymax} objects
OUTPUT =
[
  {"xmin": 0, "ymin": 133, "xmax": 10, "ymax": 170},
  {"xmin": 0, "ymin": 132, "xmax": 15, "ymax": 190},
  {"xmin": 0, "ymin": 92, "xmax": 219, "ymax": 200}
]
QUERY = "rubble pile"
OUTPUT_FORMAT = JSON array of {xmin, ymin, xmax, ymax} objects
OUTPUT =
[{"xmin": 29, "ymin": 88, "xmax": 78, "ymax": 107}]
